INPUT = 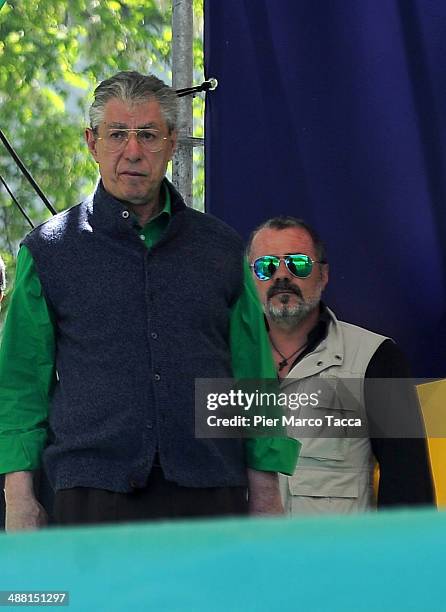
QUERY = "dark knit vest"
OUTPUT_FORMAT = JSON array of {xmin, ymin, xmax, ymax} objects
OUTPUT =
[{"xmin": 23, "ymin": 181, "xmax": 247, "ymax": 492}]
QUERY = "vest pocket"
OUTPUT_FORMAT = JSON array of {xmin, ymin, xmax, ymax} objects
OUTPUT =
[
  {"xmin": 285, "ymin": 377, "xmax": 363, "ymax": 461},
  {"xmin": 299, "ymin": 436, "xmax": 350, "ymax": 461},
  {"xmin": 288, "ymin": 468, "xmax": 359, "ymax": 497}
]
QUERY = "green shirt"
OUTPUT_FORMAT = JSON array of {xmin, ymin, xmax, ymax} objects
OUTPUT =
[{"xmin": 0, "ymin": 189, "xmax": 299, "ymax": 476}]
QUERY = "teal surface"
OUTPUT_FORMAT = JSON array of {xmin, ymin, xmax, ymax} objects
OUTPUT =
[{"xmin": 0, "ymin": 510, "xmax": 444, "ymax": 611}]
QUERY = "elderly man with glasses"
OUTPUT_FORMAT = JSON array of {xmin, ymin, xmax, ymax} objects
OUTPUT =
[
  {"xmin": 248, "ymin": 215, "xmax": 434, "ymax": 514},
  {"xmin": 0, "ymin": 72, "xmax": 298, "ymax": 530}
]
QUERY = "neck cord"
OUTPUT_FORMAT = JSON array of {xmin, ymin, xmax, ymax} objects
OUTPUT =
[{"xmin": 269, "ymin": 336, "xmax": 307, "ymax": 371}]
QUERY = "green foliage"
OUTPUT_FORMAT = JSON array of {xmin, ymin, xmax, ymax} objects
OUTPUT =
[{"xmin": 0, "ymin": 0, "xmax": 204, "ymax": 325}]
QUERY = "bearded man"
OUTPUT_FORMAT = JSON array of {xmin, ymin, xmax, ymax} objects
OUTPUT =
[{"xmin": 248, "ymin": 215, "xmax": 434, "ymax": 514}]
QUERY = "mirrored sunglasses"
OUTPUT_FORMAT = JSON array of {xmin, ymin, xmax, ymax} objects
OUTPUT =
[{"xmin": 250, "ymin": 253, "xmax": 324, "ymax": 280}]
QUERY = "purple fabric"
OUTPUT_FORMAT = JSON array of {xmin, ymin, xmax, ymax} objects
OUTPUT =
[{"xmin": 204, "ymin": 0, "xmax": 446, "ymax": 376}]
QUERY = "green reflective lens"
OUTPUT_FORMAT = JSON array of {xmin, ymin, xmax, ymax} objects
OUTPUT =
[
  {"xmin": 252, "ymin": 254, "xmax": 315, "ymax": 280},
  {"xmin": 286, "ymin": 254, "xmax": 313, "ymax": 278},
  {"xmin": 253, "ymin": 256, "xmax": 280, "ymax": 280}
]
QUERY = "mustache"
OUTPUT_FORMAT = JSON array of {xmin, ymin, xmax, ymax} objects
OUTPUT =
[{"xmin": 267, "ymin": 279, "xmax": 303, "ymax": 300}]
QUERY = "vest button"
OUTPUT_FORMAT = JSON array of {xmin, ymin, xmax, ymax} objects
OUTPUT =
[
  {"xmin": 154, "ymin": 373, "xmax": 161, "ymax": 381},
  {"xmin": 130, "ymin": 480, "xmax": 138, "ymax": 488},
  {"xmin": 121, "ymin": 210, "xmax": 129, "ymax": 219},
  {"xmin": 151, "ymin": 332, "xmax": 158, "ymax": 339},
  {"xmin": 146, "ymin": 421, "xmax": 153, "ymax": 429}
]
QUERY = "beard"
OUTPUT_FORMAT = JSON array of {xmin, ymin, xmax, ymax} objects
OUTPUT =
[{"xmin": 264, "ymin": 279, "xmax": 322, "ymax": 329}]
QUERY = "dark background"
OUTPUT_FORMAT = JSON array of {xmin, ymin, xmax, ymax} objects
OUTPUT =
[{"xmin": 205, "ymin": 0, "xmax": 446, "ymax": 378}]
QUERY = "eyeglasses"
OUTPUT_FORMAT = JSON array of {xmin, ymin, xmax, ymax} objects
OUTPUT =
[
  {"xmin": 250, "ymin": 254, "xmax": 325, "ymax": 281},
  {"xmin": 95, "ymin": 128, "xmax": 168, "ymax": 153}
]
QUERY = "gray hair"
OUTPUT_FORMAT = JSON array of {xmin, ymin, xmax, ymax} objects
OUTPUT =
[
  {"xmin": 89, "ymin": 71, "xmax": 178, "ymax": 132},
  {"xmin": 0, "ymin": 255, "xmax": 5, "ymax": 293},
  {"xmin": 246, "ymin": 215, "xmax": 328, "ymax": 263}
]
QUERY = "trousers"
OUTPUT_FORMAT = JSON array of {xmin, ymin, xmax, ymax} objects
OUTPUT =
[{"xmin": 53, "ymin": 466, "xmax": 248, "ymax": 525}]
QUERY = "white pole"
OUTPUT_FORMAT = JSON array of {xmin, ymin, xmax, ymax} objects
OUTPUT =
[{"xmin": 172, "ymin": 0, "xmax": 193, "ymax": 206}]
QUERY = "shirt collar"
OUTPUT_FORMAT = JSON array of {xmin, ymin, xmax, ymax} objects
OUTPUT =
[
  {"xmin": 305, "ymin": 302, "xmax": 330, "ymax": 354},
  {"xmin": 131, "ymin": 182, "xmax": 171, "ymax": 230}
]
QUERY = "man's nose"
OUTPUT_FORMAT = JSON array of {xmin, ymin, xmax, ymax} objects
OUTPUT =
[
  {"xmin": 123, "ymin": 132, "xmax": 142, "ymax": 160},
  {"xmin": 276, "ymin": 259, "xmax": 294, "ymax": 279}
]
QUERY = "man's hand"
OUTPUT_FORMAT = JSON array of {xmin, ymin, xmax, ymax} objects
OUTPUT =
[
  {"xmin": 4, "ymin": 471, "xmax": 48, "ymax": 532},
  {"xmin": 247, "ymin": 468, "xmax": 284, "ymax": 516}
]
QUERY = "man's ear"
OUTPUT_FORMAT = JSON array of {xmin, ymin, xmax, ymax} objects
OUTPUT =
[{"xmin": 85, "ymin": 128, "xmax": 99, "ymax": 163}]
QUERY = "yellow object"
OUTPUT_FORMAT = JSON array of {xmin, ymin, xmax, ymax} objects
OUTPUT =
[{"xmin": 416, "ymin": 379, "xmax": 446, "ymax": 508}]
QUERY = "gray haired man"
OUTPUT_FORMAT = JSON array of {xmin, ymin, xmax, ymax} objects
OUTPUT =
[{"xmin": 0, "ymin": 72, "xmax": 298, "ymax": 529}]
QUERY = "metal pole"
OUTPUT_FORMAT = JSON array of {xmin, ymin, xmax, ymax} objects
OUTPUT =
[{"xmin": 172, "ymin": 0, "xmax": 193, "ymax": 206}]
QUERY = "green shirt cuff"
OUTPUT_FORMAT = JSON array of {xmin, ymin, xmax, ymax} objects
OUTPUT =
[
  {"xmin": 0, "ymin": 429, "xmax": 47, "ymax": 474},
  {"xmin": 245, "ymin": 437, "xmax": 301, "ymax": 475}
]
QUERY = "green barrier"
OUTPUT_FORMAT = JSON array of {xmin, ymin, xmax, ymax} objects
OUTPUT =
[{"xmin": 0, "ymin": 509, "xmax": 443, "ymax": 611}]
